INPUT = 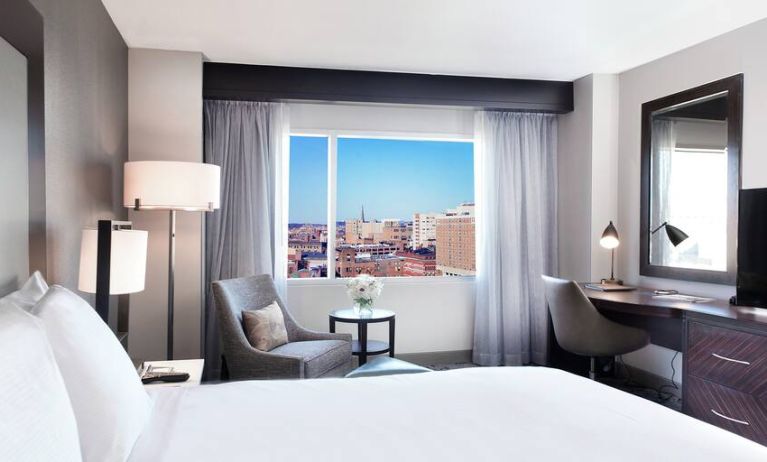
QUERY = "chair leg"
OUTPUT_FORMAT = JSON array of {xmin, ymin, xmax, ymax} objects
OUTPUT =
[
  {"xmin": 589, "ymin": 357, "xmax": 597, "ymax": 380},
  {"xmin": 221, "ymin": 355, "xmax": 230, "ymax": 381}
]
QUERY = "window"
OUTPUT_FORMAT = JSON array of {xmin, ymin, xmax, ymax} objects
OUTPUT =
[
  {"xmin": 288, "ymin": 134, "xmax": 474, "ymax": 279},
  {"xmin": 287, "ymin": 136, "xmax": 328, "ymax": 278}
]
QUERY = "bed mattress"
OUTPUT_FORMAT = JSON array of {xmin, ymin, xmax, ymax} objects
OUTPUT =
[{"xmin": 129, "ymin": 367, "xmax": 767, "ymax": 461}]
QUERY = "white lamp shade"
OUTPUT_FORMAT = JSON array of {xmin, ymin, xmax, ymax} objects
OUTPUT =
[
  {"xmin": 78, "ymin": 229, "xmax": 148, "ymax": 294},
  {"xmin": 599, "ymin": 235, "xmax": 620, "ymax": 249},
  {"xmin": 124, "ymin": 161, "xmax": 220, "ymax": 211}
]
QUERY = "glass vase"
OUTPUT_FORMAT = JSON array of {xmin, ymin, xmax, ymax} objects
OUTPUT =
[{"xmin": 353, "ymin": 300, "xmax": 374, "ymax": 317}]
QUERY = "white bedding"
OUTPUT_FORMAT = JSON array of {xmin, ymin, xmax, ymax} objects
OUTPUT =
[{"xmin": 129, "ymin": 367, "xmax": 767, "ymax": 461}]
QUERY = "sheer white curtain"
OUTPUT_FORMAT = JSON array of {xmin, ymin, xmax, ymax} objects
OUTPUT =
[
  {"xmin": 473, "ymin": 111, "xmax": 558, "ymax": 366},
  {"xmin": 202, "ymin": 100, "xmax": 290, "ymax": 378},
  {"xmin": 650, "ymin": 119, "xmax": 676, "ymax": 266}
]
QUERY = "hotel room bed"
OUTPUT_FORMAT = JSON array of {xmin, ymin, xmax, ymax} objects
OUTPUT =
[{"xmin": 129, "ymin": 367, "xmax": 767, "ymax": 461}]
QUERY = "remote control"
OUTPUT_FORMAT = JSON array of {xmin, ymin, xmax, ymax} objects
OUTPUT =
[{"xmin": 141, "ymin": 371, "xmax": 190, "ymax": 384}]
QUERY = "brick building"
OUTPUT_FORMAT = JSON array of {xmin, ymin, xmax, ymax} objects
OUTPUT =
[
  {"xmin": 336, "ymin": 243, "xmax": 403, "ymax": 277},
  {"xmin": 381, "ymin": 219, "xmax": 412, "ymax": 251},
  {"xmin": 398, "ymin": 248, "xmax": 437, "ymax": 276},
  {"xmin": 436, "ymin": 203, "xmax": 476, "ymax": 276}
]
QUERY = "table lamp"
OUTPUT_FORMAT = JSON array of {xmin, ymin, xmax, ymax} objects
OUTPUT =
[
  {"xmin": 599, "ymin": 221, "xmax": 622, "ymax": 285},
  {"xmin": 651, "ymin": 221, "xmax": 689, "ymax": 247},
  {"xmin": 124, "ymin": 161, "xmax": 220, "ymax": 360},
  {"xmin": 79, "ymin": 221, "xmax": 148, "ymax": 344}
]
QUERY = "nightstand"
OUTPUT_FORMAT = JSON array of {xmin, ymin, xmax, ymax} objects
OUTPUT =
[{"xmin": 139, "ymin": 359, "xmax": 204, "ymax": 389}]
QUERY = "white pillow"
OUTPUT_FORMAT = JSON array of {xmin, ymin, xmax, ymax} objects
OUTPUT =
[
  {"xmin": 0, "ymin": 302, "xmax": 82, "ymax": 462},
  {"xmin": 31, "ymin": 285, "xmax": 152, "ymax": 462},
  {"xmin": 1, "ymin": 271, "xmax": 49, "ymax": 311}
]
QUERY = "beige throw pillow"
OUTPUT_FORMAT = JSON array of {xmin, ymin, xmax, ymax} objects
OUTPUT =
[{"xmin": 243, "ymin": 302, "xmax": 289, "ymax": 351}]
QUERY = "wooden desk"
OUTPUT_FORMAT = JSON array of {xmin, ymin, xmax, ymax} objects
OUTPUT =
[
  {"xmin": 580, "ymin": 285, "xmax": 767, "ymax": 445},
  {"xmin": 582, "ymin": 285, "xmax": 767, "ymax": 325}
]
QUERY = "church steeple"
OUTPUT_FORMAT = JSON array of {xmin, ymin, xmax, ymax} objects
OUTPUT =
[{"xmin": 361, "ymin": 205, "xmax": 366, "ymax": 222}]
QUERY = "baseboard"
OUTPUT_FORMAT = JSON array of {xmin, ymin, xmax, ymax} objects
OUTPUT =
[
  {"xmin": 396, "ymin": 350, "xmax": 473, "ymax": 366},
  {"xmin": 616, "ymin": 362, "xmax": 682, "ymax": 399}
]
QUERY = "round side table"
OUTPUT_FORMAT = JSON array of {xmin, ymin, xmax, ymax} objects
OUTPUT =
[{"xmin": 329, "ymin": 308, "xmax": 395, "ymax": 366}]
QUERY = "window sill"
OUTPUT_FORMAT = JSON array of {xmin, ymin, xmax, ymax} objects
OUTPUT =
[{"xmin": 287, "ymin": 276, "xmax": 475, "ymax": 287}]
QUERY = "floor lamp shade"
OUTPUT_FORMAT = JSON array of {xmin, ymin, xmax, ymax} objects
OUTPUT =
[
  {"xmin": 124, "ymin": 161, "xmax": 221, "ymax": 211},
  {"xmin": 78, "ymin": 228, "xmax": 148, "ymax": 294}
]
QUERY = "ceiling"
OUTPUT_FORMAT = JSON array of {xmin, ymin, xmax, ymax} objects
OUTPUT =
[{"xmin": 101, "ymin": 0, "xmax": 767, "ymax": 81}]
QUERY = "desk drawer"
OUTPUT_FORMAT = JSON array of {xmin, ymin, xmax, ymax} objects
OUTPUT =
[
  {"xmin": 687, "ymin": 321, "xmax": 767, "ymax": 395},
  {"xmin": 685, "ymin": 375, "xmax": 767, "ymax": 445}
]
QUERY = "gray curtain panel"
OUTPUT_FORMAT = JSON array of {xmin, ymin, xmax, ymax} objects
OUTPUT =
[
  {"xmin": 649, "ymin": 119, "xmax": 676, "ymax": 266},
  {"xmin": 473, "ymin": 111, "xmax": 558, "ymax": 366},
  {"xmin": 202, "ymin": 100, "xmax": 287, "ymax": 379}
]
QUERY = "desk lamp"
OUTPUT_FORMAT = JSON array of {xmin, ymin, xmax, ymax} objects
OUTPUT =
[
  {"xmin": 600, "ymin": 221, "xmax": 622, "ymax": 285},
  {"xmin": 650, "ymin": 221, "xmax": 689, "ymax": 247}
]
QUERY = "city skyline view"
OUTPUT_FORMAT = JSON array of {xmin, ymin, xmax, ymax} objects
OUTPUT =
[
  {"xmin": 289, "ymin": 136, "xmax": 474, "ymax": 223},
  {"xmin": 288, "ymin": 135, "xmax": 476, "ymax": 279}
]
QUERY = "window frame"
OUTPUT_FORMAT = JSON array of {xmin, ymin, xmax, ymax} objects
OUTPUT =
[{"xmin": 287, "ymin": 128, "xmax": 476, "ymax": 285}]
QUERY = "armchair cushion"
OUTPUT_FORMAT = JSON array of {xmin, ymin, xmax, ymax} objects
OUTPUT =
[
  {"xmin": 270, "ymin": 340, "xmax": 351, "ymax": 378},
  {"xmin": 242, "ymin": 302, "xmax": 288, "ymax": 351}
]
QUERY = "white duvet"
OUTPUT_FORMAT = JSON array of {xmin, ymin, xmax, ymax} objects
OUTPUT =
[{"xmin": 129, "ymin": 367, "xmax": 767, "ymax": 461}]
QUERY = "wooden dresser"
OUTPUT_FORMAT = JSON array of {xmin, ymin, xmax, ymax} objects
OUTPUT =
[
  {"xmin": 684, "ymin": 312, "xmax": 767, "ymax": 445},
  {"xmin": 582, "ymin": 286, "xmax": 767, "ymax": 445}
]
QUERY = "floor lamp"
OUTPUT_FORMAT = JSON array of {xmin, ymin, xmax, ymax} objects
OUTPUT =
[{"xmin": 124, "ymin": 161, "xmax": 221, "ymax": 360}]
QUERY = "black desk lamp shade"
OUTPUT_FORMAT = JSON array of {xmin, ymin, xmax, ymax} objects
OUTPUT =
[{"xmin": 651, "ymin": 222, "xmax": 689, "ymax": 247}]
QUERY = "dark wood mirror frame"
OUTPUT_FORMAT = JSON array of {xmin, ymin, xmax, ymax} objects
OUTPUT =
[
  {"xmin": 0, "ymin": 0, "xmax": 46, "ymax": 276},
  {"xmin": 640, "ymin": 74, "xmax": 743, "ymax": 285}
]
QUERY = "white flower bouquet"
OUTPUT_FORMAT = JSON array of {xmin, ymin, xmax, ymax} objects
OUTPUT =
[{"xmin": 345, "ymin": 274, "xmax": 383, "ymax": 314}]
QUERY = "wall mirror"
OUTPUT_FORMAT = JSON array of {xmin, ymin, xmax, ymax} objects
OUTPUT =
[
  {"xmin": 640, "ymin": 74, "xmax": 742, "ymax": 284},
  {"xmin": 0, "ymin": 0, "xmax": 46, "ymax": 295},
  {"xmin": 0, "ymin": 36, "xmax": 29, "ymax": 295}
]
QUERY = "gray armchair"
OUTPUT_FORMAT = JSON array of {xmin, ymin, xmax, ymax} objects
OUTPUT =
[{"xmin": 212, "ymin": 274, "xmax": 352, "ymax": 380}]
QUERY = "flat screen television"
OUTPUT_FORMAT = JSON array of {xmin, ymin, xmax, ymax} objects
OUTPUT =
[{"xmin": 736, "ymin": 188, "xmax": 767, "ymax": 308}]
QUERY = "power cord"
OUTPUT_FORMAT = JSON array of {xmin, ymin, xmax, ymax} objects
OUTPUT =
[
  {"xmin": 656, "ymin": 351, "xmax": 680, "ymax": 400},
  {"xmin": 617, "ymin": 352, "xmax": 679, "ymax": 404}
]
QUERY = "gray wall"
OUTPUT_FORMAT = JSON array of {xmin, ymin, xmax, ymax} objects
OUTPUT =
[
  {"xmin": 29, "ymin": 0, "xmax": 128, "ymax": 291},
  {"xmin": 128, "ymin": 49, "xmax": 204, "ymax": 361},
  {"xmin": 557, "ymin": 74, "xmax": 619, "ymax": 283},
  {"xmin": 615, "ymin": 18, "xmax": 767, "ymax": 379},
  {"xmin": 618, "ymin": 18, "xmax": 767, "ymax": 296},
  {"xmin": 557, "ymin": 75, "xmax": 593, "ymax": 282}
]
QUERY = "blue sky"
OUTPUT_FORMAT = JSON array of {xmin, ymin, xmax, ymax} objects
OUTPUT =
[{"xmin": 289, "ymin": 136, "xmax": 474, "ymax": 224}]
